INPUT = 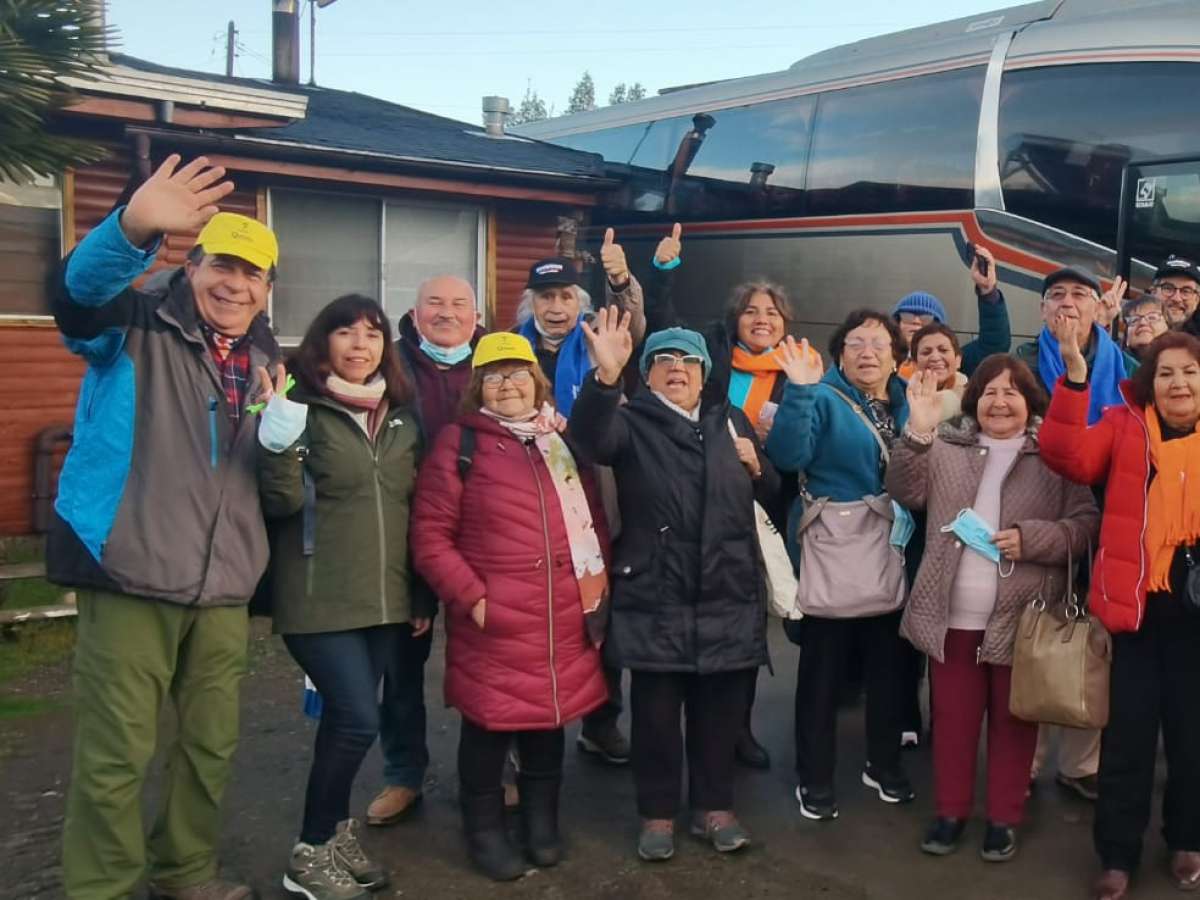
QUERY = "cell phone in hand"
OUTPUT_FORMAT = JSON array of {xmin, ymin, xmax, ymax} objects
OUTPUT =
[{"xmin": 965, "ymin": 242, "xmax": 990, "ymax": 278}]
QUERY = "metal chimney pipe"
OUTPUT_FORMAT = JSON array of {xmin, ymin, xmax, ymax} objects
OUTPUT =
[
  {"xmin": 272, "ymin": 0, "xmax": 301, "ymax": 84},
  {"xmin": 482, "ymin": 96, "xmax": 510, "ymax": 136}
]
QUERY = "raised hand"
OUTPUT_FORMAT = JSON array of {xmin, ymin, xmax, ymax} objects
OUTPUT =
[
  {"xmin": 655, "ymin": 222, "xmax": 683, "ymax": 265},
  {"xmin": 253, "ymin": 363, "xmax": 290, "ymax": 407},
  {"xmin": 120, "ymin": 154, "xmax": 235, "ymax": 246},
  {"xmin": 971, "ymin": 244, "xmax": 998, "ymax": 295},
  {"xmin": 599, "ymin": 227, "xmax": 630, "ymax": 287},
  {"xmin": 905, "ymin": 368, "xmax": 942, "ymax": 436},
  {"xmin": 1098, "ymin": 276, "xmax": 1127, "ymax": 329},
  {"xmin": 581, "ymin": 304, "xmax": 634, "ymax": 385},
  {"xmin": 1049, "ymin": 312, "xmax": 1088, "ymax": 382},
  {"xmin": 774, "ymin": 335, "xmax": 823, "ymax": 386}
]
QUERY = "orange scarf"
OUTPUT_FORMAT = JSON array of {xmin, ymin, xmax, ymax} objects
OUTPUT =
[
  {"xmin": 1144, "ymin": 406, "xmax": 1200, "ymax": 591},
  {"xmin": 729, "ymin": 345, "xmax": 784, "ymax": 425}
]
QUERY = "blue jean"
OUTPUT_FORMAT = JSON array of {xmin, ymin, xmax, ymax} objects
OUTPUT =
[
  {"xmin": 284, "ymin": 625, "xmax": 402, "ymax": 844},
  {"xmin": 379, "ymin": 624, "xmax": 433, "ymax": 789}
]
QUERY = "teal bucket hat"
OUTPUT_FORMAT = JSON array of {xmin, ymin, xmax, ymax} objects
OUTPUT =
[{"xmin": 639, "ymin": 327, "xmax": 712, "ymax": 383}]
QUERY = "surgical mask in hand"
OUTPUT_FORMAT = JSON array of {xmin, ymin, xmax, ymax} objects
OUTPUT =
[
  {"xmin": 890, "ymin": 501, "xmax": 915, "ymax": 550},
  {"xmin": 941, "ymin": 508, "xmax": 1000, "ymax": 563}
]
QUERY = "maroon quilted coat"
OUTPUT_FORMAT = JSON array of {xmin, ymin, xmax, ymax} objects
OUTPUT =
[{"xmin": 411, "ymin": 412, "xmax": 609, "ymax": 731}]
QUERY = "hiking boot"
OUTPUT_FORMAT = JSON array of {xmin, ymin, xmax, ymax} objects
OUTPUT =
[
  {"xmin": 577, "ymin": 719, "xmax": 631, "ymax": 765},
  {"xmin": 330, "ymin": 819, "xmax": 387, "ymax": 890},
  {"xmin": 862, "ymin": 764, "xmax": 915, "ymax": 804},
  {"xmin": 517, "ymin": 769, "xmax": 562, "ymax": 867},
  {"xmin": 735, "ymin": 729, "xmax": 771, "ymax": 770},
  {"xmin": 365, "ymin": 785, "xmax": 422, "ymax": 826},
  {"xmin": 282, "ymin": 841, "xmax": 369, "ymax": 900},
  {"xmin": 919, "ymin": 817, "xmax": 966, "ymax": 856},
  {"xmin": 1057, "ymin": 772, "xmax": 1099, "ymax": 802},
  {"xmin": 147, "ymin": 880, "xmax": 255, "ymax": 900},
  {"xmin": 795, "ymin": 784, "xmax": 838, "ymax": 821},
  {"xmin": 637, "ymin": 818, "xmax": 675, "ymax": 862},
  {"xmin": 1171, "ymin": 851, "xmax": 1200, "ymax": 891},
  {"xmin": 461, "ymin": 787, "xmax": 528, "ymax": 881},
  {"xmin": 980, "ymin": 821, "xmax": 1017, "ymax": 862},
  {"xmin": 689, "ymin": 810, "xmax": 751, "ymax": 853}
]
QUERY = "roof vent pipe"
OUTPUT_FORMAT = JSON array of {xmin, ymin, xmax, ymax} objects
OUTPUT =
[
  {"xmin": 272, "ymin": 0, "xmax": 301, "ymax": 85},
  {"xmin": 482, "ymin": 96, "xmax": 510, "ymax": 136}
]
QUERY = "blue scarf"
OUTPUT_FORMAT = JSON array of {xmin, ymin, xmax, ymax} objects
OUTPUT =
[
  {"xmin": 517, "ymin": 315, "xmax": 591, "ymax": 417},
  {"xmin": 1037, "ymin": 323, "xmax": 1125, "ymax": 424}
]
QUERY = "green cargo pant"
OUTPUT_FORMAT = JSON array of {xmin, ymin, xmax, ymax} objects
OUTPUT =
[{"xmin": 62, "ymin": 590, "xmax": 249, "ymax": 900}]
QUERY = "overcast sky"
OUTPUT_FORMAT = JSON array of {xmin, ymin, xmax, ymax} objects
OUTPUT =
[{"xmin": 105, "ymin": 0, "xmax": 1009, "ymax": 123}]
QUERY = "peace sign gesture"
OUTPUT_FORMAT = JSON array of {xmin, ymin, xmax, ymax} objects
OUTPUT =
[
  {"xmin": 119, "ymin": 154, "xmax": 235, "ymax": 246},
  {"xmin": 253, "ymin": 363, "xmax": 291, "ymax": 407}
]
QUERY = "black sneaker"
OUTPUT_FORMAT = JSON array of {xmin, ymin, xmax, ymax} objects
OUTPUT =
[
  {"xmin": 861, "ymin": 764, "xmax": 915, "ymax": 804},
  {"xmin": 577, "ymin": 720, "xmax": 631, "ymax": 766},
  {"xmin": 794, "ymin": 784, "xmax": 838, "ymax": 821},
  {"xmin": 980, "ymin": 822, "xmax": 1016, "ymax": 862},
  {"xmin": 920, "ymin": 817, "xmax": 966, "ymax": 856}
]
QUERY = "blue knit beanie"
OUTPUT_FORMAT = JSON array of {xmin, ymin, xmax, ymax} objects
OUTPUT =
[
  {"xmin": 639, "ymin": 327, "xmax": 712, "ymax": 383},
  {"xmin": 891, "ymin": 291, "xmax": 947, "ymax": 323}
]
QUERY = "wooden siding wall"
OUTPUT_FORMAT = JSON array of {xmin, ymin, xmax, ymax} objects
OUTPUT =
[{"xmin": 493, "ymin": 204, "xmax": 563, "ymax": 329}]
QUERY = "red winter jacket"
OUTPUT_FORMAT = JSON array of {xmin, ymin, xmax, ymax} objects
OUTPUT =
[
  {"xmin": 411, "ymin": 412, "xmax": 609, "ymax": 731},
  {"xmin": 1040, "ymin": 378, "xmax": 1150, "ymax": 634}
]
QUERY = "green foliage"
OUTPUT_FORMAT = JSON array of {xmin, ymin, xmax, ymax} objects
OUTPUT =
[
  {"xmin": 510, "ymin": 81, "xmax": 548, "ymax": 126},
  {"xmin": 0, "ymin": 0, "xmax": 112, "ymax": 181},
  {"xmin": 566, "ymin": 70, "xmax": 596, "ymax": 114}
]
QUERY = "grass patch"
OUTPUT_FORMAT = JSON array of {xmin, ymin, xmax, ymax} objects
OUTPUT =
[
  {"xmin": 0, "ymin": 537, "xmax": 66, "ymax": 611},
  {"xmin": 0, "ymin": 695, "xmax": 65, "ymax": 719},
  {"xmin": 0, "ymin": 620, "xmax": 76, "ymax": 686}
]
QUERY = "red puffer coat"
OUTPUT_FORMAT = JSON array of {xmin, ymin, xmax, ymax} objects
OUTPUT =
[
  {"xmin": 411, "ymin": 412, "xmax": 609, "ymax": 731},
  {"xmin": 1040, "ymin": 378, "xmax": 1150, "ymax": 634}
]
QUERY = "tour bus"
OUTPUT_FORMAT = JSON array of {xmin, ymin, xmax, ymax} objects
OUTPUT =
[{"xmin": 517, "ymin": 0, "xmax": 1200, "ymax": 348}]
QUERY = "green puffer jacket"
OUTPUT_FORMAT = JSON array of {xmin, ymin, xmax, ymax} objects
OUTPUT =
[{"xmin": 259, "ymin": 394, "xmax": 422, "ymax": 635}]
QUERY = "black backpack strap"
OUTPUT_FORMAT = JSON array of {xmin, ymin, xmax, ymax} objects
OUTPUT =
[{"xmin": 457, "ymin": 426, "xmax": 476, "ymax": 480}]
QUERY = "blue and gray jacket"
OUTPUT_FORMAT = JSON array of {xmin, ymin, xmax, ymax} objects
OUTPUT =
[{"xmin": 47, "ymin": 210, "xmax": 281, "ymax": 607}]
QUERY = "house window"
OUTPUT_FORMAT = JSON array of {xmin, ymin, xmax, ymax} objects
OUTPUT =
[
  {"xmin": 269, "ymin": 187, "xmax": 484, "ymax": 341},
  {"xmin": 0, "ymin": 173, "xmax": 62, "ymax": 317}
]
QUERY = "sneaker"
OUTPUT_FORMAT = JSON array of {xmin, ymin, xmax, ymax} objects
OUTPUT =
[
  {"xmin": 283, "ymin": 840, "xmax": 369, "ymax": 900},
  {"xmin": 147, "ymin": 880, "xmax": 255, "ymax": 900},
  {"xmin": 331, "ymin": 819, "xmax": 387, "ymax": 890},
  {"xmin": 795, "ymin": 784, "xmax": 839, "ymax": 821},
  {"xmin": 862, "ymin": 764, "xmax": 915, "ymax": 804},
  {"xmin": 1056, "ymin": 772, "xmax": 1099, "ymax": 802},
  {"xmin": 577, "ymin": 720, "xmax": 631, "ymax": 765},
  {"xmin": 689, "ymin": 810, "xmax": 751, "ymax": 853},
  {"xmin": 901, "ymin": 731, "xmax": 921, "ymax": 749},
  {"xmin": 637, "ymin": 818, "xmax": 675, "ymax": 861},
  {"xmin": 365, "ymin": 785, "xmax": 422, "ymax": 826},
  {"xmin": 980, "ymin": 821, "xmax": 1017, "ymax": 862},
  {"xmin": 920, "ymin": 817, "xmax": 966, "ymax": 856}
]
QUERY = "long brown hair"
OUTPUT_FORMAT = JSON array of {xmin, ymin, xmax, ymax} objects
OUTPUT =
[
  {"xmin": 290, "ymin": 294, "xmax": 410, "ymax": 405},
  {"xmin": 723, "ymin": 280, "xmax": 794, "ymax": 341}
]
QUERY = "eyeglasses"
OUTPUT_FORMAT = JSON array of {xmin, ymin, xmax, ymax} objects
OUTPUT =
[
  {"xmin": 481, "ymin": 368, "xmax": 533, "ymax": 387},
  {"xmin": 898, "ymin": 313, "xmax": 934, "ymax": 326},
  {"xmin": 1124, "ymin": 311, "xmax": 1165, "ymax": 327},
  {"xmin": 651, "ymin": 353, "xmax": 705, "ymax": 369},
  {"xmin": 1044, "ymin": 287, "xmax": 1097, "ymax": 304},
  {"xmin": 844, "ymin": 337, "xmax": 891, "ymax": 353},
  {"xmin": 1153, "ymin": 283, "xmax": 1200, "ymax": 301}
]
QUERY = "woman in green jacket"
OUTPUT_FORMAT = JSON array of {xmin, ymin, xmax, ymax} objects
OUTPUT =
[{"xmin": 258, "ymin": 294, "xmax": 422, "ymax": 900}]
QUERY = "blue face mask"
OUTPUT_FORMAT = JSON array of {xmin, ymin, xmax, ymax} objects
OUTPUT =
[
  {"xmin": 890, "ymin": 501, "xmax": 915, "ymax": 550},
  {"xmin": 419, "ymin": 336, "xmax": 472, "ymax": 366},
  {"xmin": 940, "ymin": 508, "xmax": 1014, "ymax": 576}
]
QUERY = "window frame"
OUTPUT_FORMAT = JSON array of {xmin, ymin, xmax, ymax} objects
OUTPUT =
[{"xmin": 0, "ymin": 171, "xmax": 66, "ymax": 323}]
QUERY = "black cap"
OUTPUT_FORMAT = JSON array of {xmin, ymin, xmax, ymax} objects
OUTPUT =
[
  {"xmin": 1042, "ymin": 267, "xmax": 1100, "ymax": 295},
  {"xmin": 526, "ymin": 257, "xmax": 580, "ymax": 290},
  {"xmin": 1153, "ymin": 255, "xmax": 1200, "ymax": 285}
]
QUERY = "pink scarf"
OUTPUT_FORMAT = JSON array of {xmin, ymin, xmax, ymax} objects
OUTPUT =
[{"xmin": 325, "ymin": 374, "xmax": 389, "ymax": 439}]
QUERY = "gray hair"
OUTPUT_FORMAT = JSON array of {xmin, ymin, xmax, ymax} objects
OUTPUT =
[
  {"xmin": 416, "ymin": 274, "xmax": 476, "ymax": 306},
  {"xmin": 514, "ymin": 284, "xmax": 593, "ymax": 325}
]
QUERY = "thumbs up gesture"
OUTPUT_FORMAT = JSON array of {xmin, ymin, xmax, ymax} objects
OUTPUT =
[
  {"xmin": 600, "ymin": 227, "xmax": 630, "ymax": 288},
  {"xmin": 655, "ymin": 223, "xmax": 683, "ymax": 266}
]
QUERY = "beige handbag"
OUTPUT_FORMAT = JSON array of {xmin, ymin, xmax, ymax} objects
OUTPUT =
[{"xmin": 1009, "ymin": 525, "xmax": 1111, "ymax": 729}]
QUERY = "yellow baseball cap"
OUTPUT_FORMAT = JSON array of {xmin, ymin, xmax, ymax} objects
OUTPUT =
[
  {"xmin": 472, "ymin": 332, "xmax": 537, "ymax": 368},
  {"xmin": 195, "ymin": 213, "xmax": 279, "ymax": 272}
]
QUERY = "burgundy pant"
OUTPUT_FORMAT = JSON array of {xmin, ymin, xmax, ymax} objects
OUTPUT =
[{"xmin": 930, "ymin": 629, "xmax": 1038, "ymax": 824}]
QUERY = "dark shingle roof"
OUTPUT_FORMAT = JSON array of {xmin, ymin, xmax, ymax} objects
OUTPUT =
[{"xmin": 109, "ymin": 54, "xmax": 609, "ymax": 182}]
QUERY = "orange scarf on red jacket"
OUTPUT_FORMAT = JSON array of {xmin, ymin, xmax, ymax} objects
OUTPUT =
[{"xmin": 1144, "ymin": 405, "xmax": 1200, "ymax": 591}]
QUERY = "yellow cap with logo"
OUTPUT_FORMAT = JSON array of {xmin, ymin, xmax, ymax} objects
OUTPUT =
[
  {"xmin": 472, "ymin": 332, "xmax": 537, "ymax": 368},
  {"xmin": 195, "ymin": 213, "xmax": 279, "ymax": 272}
]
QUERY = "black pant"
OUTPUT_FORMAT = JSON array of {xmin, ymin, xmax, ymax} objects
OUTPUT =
[
  {"xmin": 630, "ymin": 668, "xmax": 755, "ymax": 818},
  {"xmin": 582, "ymin": 665, "xmax": 624, "ymax": 732},
  {"xmin": 379, "ymin": 625, "xmax": 433, "ymax": 789},
  {"xmin": 284, "ymin": 625, "xmax": 401, "ymax": 844},
  {"xmin": 1095, "ymin": 592, "xmax": 1200, "ymax": 872},
  {"xmin": 794, "ymin": 611, "xmax": 904, "ymax": 788},
  {"xmin": 458, "ymin": 719, "xmax": 564, "ymax": 792},
  {"xmin": 898, "ymin": 640, "xmax": 926, "ymax": 735}
]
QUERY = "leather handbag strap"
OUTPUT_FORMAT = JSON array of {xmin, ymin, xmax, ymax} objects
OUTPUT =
[{"xmin": 825, "ymin": 385, "xmax": 890, "ymax": 465}]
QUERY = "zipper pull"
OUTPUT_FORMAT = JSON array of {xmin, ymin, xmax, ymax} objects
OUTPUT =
[{"xmin": 975, "ymin": 644, "xmax": 982, "ymax": 665}]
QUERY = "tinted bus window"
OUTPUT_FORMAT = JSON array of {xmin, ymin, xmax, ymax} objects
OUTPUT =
[
  {"xmin": 806, "ymin": 67, "xmax": 985, "ymax": 215},
  {"xmin": 556, "ymin": 122, "xmax": 654, "ymax": 165},
  {"xmin": 999, "ymin": 63, "xmax": 1198, "ymax": 249}
]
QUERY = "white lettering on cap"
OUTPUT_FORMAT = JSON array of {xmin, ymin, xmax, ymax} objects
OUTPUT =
[
  {"xmin": 1167, "ymin": 259, "xmax": 1194, "ymax": 269},
  {"xmin": 535, "ymin": 263, "xmax": 564, "ymax": 276}
]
